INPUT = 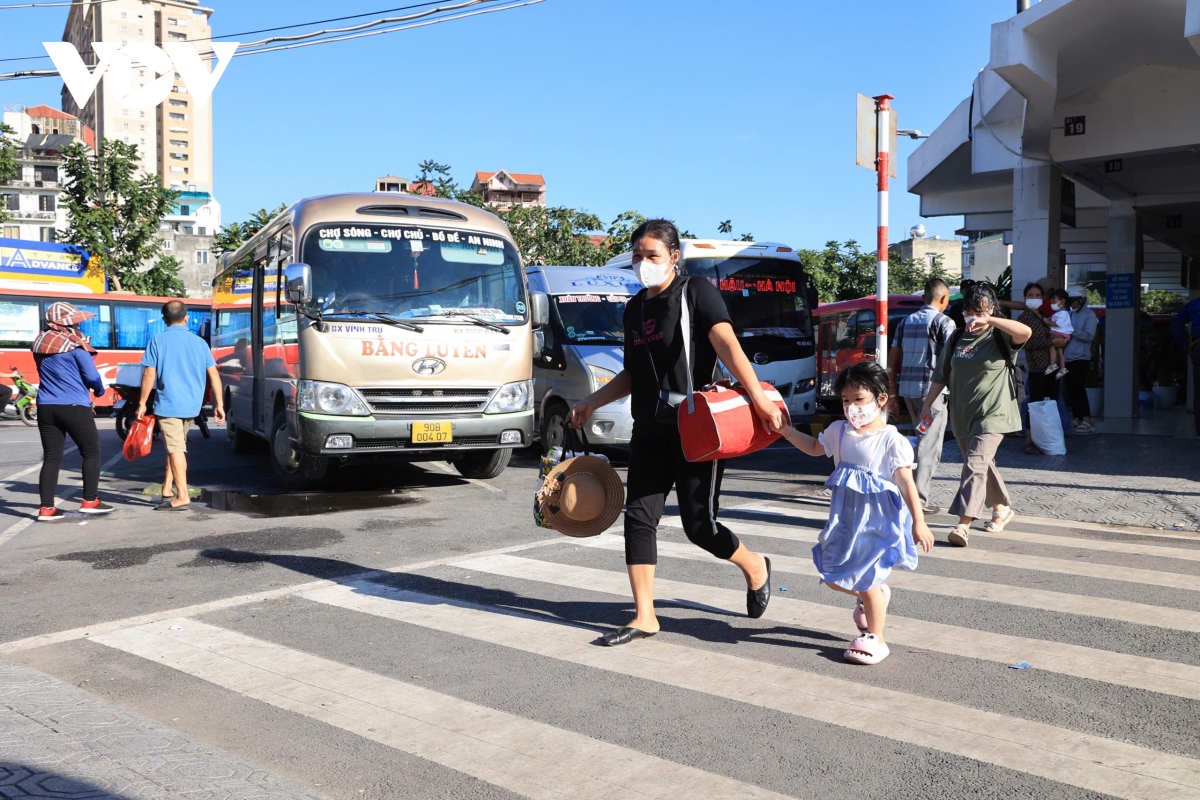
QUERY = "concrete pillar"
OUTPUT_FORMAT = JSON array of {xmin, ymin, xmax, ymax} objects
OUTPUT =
[
  {"xmin": 1104, "ymin": 200, "xmax": 1141, "ymax": 419},
  {"xmin": 1011, "ymin": 160, "xmax": 1062, "ymax": 296}
]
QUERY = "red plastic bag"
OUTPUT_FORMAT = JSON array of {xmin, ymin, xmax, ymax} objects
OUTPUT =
[
  {"xmin": 678, "ymin": 382, "xmax": 790, "ymax": 462},
  {"xmin": 123, "ymin": 414, "xmax": 156, "ymax": 461}
]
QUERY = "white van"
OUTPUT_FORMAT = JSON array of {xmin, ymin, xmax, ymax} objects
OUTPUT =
[{"xmin": 526, "ymin": 266, "xmax": 642, "ymax": 452}]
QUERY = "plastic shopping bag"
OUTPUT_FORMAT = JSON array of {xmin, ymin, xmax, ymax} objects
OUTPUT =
[
  {"xmin": 123, "ymin": 414, "xmax": 156, "ymax": 461},
  {"xmin": 1028, "ymin": 399, "xmax": 1066, "ymax": 455}
]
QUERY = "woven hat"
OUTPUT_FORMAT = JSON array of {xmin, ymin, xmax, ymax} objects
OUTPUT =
[
  {"xmin": 537, "ymin": 455, "xmax": 624, "ymax": 538},
  {"xmin": 45, "ymin": 301, "xmax": 95, "ymax": 327}
]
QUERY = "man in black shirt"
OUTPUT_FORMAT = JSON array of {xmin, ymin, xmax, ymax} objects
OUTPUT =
[{"xmin": 569, "ymin": 220, "xmax": 783, "ymax": 646}]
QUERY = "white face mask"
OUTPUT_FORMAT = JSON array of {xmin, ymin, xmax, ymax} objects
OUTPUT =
[
  {"xmin": 845, "ymin": 401, "xmax": 881, "ymax": 429},
  {"xmin": 634, "ymin": 258, "xmax": 675, "ymax": 288},
  {"xmin": 1025, "ymin": 298, "xmax": 1042, "ymax": 310},
  {"xmin": 1051, "ymin": 302, "xmax": 1063, "ymax": 311},
  {"xmin": 963, "ymin": 315, "xmax": 977, "ymax": 327}
]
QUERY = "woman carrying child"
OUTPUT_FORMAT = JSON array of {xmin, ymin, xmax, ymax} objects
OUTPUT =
[{"xmin": 775, "ymin": 362, "xmax": 934, "ymax": 665}]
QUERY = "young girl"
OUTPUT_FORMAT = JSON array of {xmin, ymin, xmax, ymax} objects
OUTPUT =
[
  {"xmin": 776, "ymin": 362, "xmax": 934, "ymax": 665},
  {"xmin": 1044, "ymin": 288, "xmax": 1074, "ymax": 379}
]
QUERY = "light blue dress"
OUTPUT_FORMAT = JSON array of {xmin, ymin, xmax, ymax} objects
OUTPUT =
[{"xmin": 813, "ymin": 422, "xmax": 919, "ymax": 592}]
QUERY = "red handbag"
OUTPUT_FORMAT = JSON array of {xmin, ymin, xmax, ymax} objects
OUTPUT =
[
  {"xmin": 679, "ymin": 381, "xmax": 790, "ymax": 462},
  {"xmin": 123, "ymin": 414, "xmax": 156, "ymax": 461}
]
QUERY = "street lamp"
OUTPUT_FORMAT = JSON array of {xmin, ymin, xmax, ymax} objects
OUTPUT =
[{"xmin": 898, "ymin": 129, "xmax": 929, "ymax": 140}]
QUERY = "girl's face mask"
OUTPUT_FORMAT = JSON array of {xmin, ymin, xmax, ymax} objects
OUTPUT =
[{"xmin": 845, "ymin": 401, "xmax": 881, "ymax": 429}]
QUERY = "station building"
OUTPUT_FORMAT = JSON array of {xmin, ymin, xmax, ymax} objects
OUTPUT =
[{"xmin": 908, "ymin": 0, "xmax": 1200, "ymax": 421}]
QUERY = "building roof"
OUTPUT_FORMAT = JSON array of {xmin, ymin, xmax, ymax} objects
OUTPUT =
[
  {"xmin": 23, "ymin": 105, "xmax": 77, "ymax": 121},
  {"xmin": 22, "ymin": 133, "xmax": 77, "ymax": 154},
  {"xmin": 410, "ymin": 180, "xmax": 437, "ymax": 197},
  {"xmin": 475, "ymin": 170, "xmax": 546, "ymax": 187}
]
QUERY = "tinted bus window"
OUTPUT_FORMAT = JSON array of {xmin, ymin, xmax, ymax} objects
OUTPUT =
[
  {"xmin": 115, "ymin": 305, "xmax": 168, "ymax": 348},
  {"xmin": 70, "ymin": 302, "xmax": 113, "ymax": 348}
]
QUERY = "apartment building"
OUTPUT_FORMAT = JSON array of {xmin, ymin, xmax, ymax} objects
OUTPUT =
[
  {"xmin": 61, "ymin": 0, "xmax": 215, "ymax": 194},
  {"xmin": 0, "ymin": 105, "xmax": 94, "ymax": 243},
  {"xmin": 471, "ymin": 170, "xmax": 546, "ymax": 208}
]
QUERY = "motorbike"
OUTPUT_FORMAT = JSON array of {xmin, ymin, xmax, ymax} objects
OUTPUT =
[
  {"xmin": 112, "ymin": 365, "xmax": 210, "ymax": 441},
  {"xmin": 10, "ymin": 368, "xmax": 38, "ymax": 427}
]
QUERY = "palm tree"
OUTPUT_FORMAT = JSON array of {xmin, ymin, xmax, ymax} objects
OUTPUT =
[{"xmin": 718, "ymin": 220, "xmax": 733, "ymax": 236}]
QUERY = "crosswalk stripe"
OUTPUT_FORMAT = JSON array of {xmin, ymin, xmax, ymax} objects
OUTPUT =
[
  {"xmin": 593, "ymin": 533, "xmax": 1200, "ymax": 633},
  {"xmin": 92, "ymin": 619, "xmax": 791, "ymax": 800},
  {"xmin": 454, "ymin": 554, "xmax": 1200, "ymax": 701},
  {"xmin": 728, "ymin": 502, "xmax": 1200, "ymax": 561},
  {"xmin": 299, "ymin": 580, "xmax": 1200, "ymax": 800},
  {"xmin": 662, "ymin": 514, "xmax": 1200, "ymax": 592}
]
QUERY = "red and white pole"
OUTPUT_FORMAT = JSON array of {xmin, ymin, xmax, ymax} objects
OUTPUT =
[{"xmin": 874, "ymin": 94, "xmax": 893, "ymax": 365}]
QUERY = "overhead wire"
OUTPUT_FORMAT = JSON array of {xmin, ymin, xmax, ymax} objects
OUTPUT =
[
  {"xmin": 0, "ymin": 0, "xmax": 541, "ymax": 80},
  {"xmin": 0, "ymin": 0, "xmax": 120, "ymax": 9}
]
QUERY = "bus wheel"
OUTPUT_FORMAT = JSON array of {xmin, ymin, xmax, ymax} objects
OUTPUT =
[
  {"xmin": 227, "ymin": 417, "xmax": 255, "ymax": 454},
  {"xmin": 454, "ymin": 448, "xmax": 511, "ymax": 479},
  {"xmin": 270, "ymin": 410, "xmax": 327, "ymax": 485},
  {"xmin": 20, "ymin": 404, "xmax": 37, "ymax": 427},
  {"xmin": 540, "ymin": 401, "xmax": 568, "ymax": 454}
]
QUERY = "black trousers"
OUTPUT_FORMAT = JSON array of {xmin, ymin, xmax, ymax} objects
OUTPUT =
[
  {"xmin": 1193, "ymin": 348, "xmax": 1200, "ymax": 436},
  {"xmin": 1063, "ymin": 360, "xmax": 1091, "ymax": 419},
  {"xmin": 38, "ymin": 404, "xmax": 101, "ymax": 507},
  {"xmin": 1026, "ymin": 371, "xmax": 1061, "ymax": 403},
  {"xmin": 0, "ymin": 383, "xmax": 11, "ymax": 411},
  {"xmin": 624, "ymin": 423, "xmax": 741, "ymax": 566}
]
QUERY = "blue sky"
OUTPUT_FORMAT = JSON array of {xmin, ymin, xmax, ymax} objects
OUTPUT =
[{"xmin": 0, "ymin": 0, "xmax": 1015, "ymax": 249}]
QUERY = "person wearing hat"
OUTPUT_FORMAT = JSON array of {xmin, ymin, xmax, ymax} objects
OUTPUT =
[
  {"xmin": 1063, "ymin": 289, "xmax": 1099, "ymax": 434},
  {"xmin": 568, "ymin": 218, "xmax": 782, "ymax": 647},
  {"xmin": 31, "ymin": 302, "xmax": 112, "ymax": 521}
]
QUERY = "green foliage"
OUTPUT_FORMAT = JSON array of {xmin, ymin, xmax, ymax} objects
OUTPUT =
[
  {"xmin": 798, "ymin": 240, "xmax": 877, "ymax": 302},
  {"xmin": 604, "ymin": 211, "xmax": 645, "ymax": 255},
  {"xmin": 58, "ymin": 140, "xmax": 179, "ymax": 294},
  {"xmin": 0, "ymin": 123, "xmax": 19, "ymax": 225},
  {"xmin": 976, "ymin": 265, "xmax": 1012, "ymax": 302},
  {"xmin": 888, "ymin": 253, "xmax": 952, "ymax": 295},
  {"xmin": 501, "ymin": 204, "xmax": 608, "ymax": 266},
  {"xmin": 123, "ymin": 254, "xmax": 187, "ymax": 297},
  {"xmin": 718, "ymin": 220, "xmax": 732, "ymax": 235},
  {"xmin": 213, "ymin": 203, "xmax": 288, "ymax": 255},
  {"xmin": 1142, "ymin": 289, "xmax": 1187, "ymax": 315},
  {"xmin": 1086, "ymin": 287, "xmax": 1105, "ymax": 307}
]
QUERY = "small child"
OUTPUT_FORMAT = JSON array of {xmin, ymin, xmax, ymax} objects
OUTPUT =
[
  {"xmin": 775, "ymin": 362, "xmax": 934, "ymax": 665},
  {"xmin": 1043, "ymin": 288, "xmax": 1073, "ymax": 379}
]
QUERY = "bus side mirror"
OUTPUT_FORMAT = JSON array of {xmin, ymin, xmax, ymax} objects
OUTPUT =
[
  {"xmin": 284, "ymin": 263, "xmax": 312, "ymax": 305},
  {"xmin": 530, "ymin": 292, "xmax": 549, "ymax": 328},
  {"xmin": 533, "ymin": 330, "xmax": 546, "ymax": 360}
]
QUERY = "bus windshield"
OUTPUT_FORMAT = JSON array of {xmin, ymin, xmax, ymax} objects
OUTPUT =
[
  {"xmin": 683, "ymin": 256, "xmax": 812, "ymax": 349},
  {"xmin": 300, "ymin": 223, "xmax": 526, "ymax": 323},
  {"xmin": 553, "ymin": 293, "xmax": 627, "ymax": 346}
]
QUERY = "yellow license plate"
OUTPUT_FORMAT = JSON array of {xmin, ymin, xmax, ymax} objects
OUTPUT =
[{"xmin": 412, "ymin": 421, "xmax": 452, "ymax": 444}]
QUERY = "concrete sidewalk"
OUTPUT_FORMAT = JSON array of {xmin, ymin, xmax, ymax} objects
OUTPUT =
[{"xmin": 929, "ymin": 433, "xmax": 1200, "ymax": 531}]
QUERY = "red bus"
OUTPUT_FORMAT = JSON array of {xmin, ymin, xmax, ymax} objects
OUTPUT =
[
  {"xmin": 0, "ymin": 287, "xmax": 212, "ymax": 409},
  {"xmin": 812, "ymin": 294, "xmax": 924, "ymax": 407}
]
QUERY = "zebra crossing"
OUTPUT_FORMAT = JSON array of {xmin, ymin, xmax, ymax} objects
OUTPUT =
[{"xmin": 8, "ymin": 499, "xmax": 1200, "ymax": 799}]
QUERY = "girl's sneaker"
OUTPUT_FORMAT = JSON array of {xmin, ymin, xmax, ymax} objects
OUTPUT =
[
  {"xmin": 37, "ymin": 507, "xmax": 65, "ymax": 522},
  {"xmin": 1055, "ymin": 367, "xmax": 1069, "ymax": 379},
  {"xmin": 78, "ymin": 498, "xmax": 114, "ymax": 515},
  {"xmin": 1044, "ymin": 364, "xmax": 1058, "ymax": 375}
]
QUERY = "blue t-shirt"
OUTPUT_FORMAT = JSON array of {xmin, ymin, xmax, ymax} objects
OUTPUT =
[
  {"xmin": 34, "ymin": 348, "xmax": 105, "ymax": 407},
  {"xmin": 140, "ymin": 325, "xmax": 215, "ymax": 418}
]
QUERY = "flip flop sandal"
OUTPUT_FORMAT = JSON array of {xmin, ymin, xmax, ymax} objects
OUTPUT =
[
  {"xmin": 948, "ymin": 524, "xmax": 970, "ymax": 547},
  {"xmin": 1023, "ymin": 443, "xmax": 1042, "ymax": 455},
  {"xmin": 844, "ymin": 633, "xmax": 890, "ymax": 665},
  {"xmin": 985, "ymin": 509, "xmax": 1016, "ymax": 532},
  {"xmin": 853, "ymin": 584, "xmax": 891, "ymax": 633}
]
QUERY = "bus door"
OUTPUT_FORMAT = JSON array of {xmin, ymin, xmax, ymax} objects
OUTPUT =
[{"xmin": 252, "ymin": 239, "xmax": 269, "ymax": 435}]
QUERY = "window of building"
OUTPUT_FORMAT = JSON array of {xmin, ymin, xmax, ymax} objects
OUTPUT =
[
  {"xmin": 169, "ymin": 139, "xmax": 188, "ymax": 148},
  {"xmin": 162, "ymin": 239, "xmax": 173, "ymax": 250},
  {"xmin": 179, "ymin": 205, "xmax": 191, "ymax": 216},
  {"xmin": 30, "ymin": 124, "xmax": 39, "ymax": 135},
  {"xmin": 2, "ymin": 226, "xmax": 20, "ymax": 239},
  {"xmin": 170, "ymin": 166, "xmax": 186, "ymax": 174},
  {"xmin": 123, "ymin": 122, "xmax": 129, "ymax": 129},
  {"xmin": 3, "ymin": 195, "xmax": 17, "ymax": 212},
  {"xmin": 197, "ymin": 227, "xmax": 206, "ymax": 235},
  {"xmin": 140, "ymin": 111, "xmax": 145, "ymax": 118},
  {"xmin": 39, "ymin": 227, "xmax": 56, "ymax": 243},
  {"xmin": 38, "ymin": 195, "xmax": 55, "ymax": 212},
  {"xmin": 168, "ymin": 31, "xmax": 186, "ymax": 40},
  {"xmin": 169, "ymin": 99, "xmax": 187, "ymax": 108},
  {"xmin": 168, "ymin": 112, "xmax": 186, "ymax": 121},
  {"xmin": 121, "ymin": 25, "xmax": 128, "ymax": 31},
  {"xmin": 169, "ymin": 153, "xmax": 188, "ymax": 161},
  {"xmin": 171, "ymin": 85, "xmax": 188, "ymax": 94},
  {"xmin": 34, "ymin": 166, "xmax": 57, "ymax": 183}
]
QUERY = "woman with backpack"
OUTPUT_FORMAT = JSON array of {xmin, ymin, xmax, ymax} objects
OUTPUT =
[
  {"xmin": 919, "ymin": 283, "xmax": 1031, "ymax": 547},
  {"xmin": 567, "ymin": 218, "xmax": 782, "ymax": 646}
]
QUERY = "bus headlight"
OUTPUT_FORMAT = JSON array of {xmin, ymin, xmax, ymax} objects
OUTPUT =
[
  {"xmin": 297, "ymin": 380, "xmax": 371, "ymax": 416},
  {"xmin": 588, "ymin": 364, "xmax": 616, "ymax": 391},
  {"xmin": 796, "ymin": 378, "xmax": 816, "ymax": 394},
  {"xmin": 485, "ymin": 380, "xmax": 533, "ymax": 414}
]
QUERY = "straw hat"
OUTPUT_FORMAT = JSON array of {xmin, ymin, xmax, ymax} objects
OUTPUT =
[{"xmin": 537, "ymin": 455, "xmax": 624, "ymax": 538}]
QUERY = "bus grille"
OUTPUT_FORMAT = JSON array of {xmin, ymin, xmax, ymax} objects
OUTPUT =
[
  {"xmin": 359, "ymin": 387, "xmax": 493, "ymax": 414},
  {"xmin": 352, "ymin": 436, "xmax": 501, "ymax": 450}
]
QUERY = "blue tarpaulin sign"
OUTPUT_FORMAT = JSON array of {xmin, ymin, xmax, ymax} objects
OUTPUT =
[{"xmin": 1107, "ymin": 274, "xmax": 1136, "ymax": 309}]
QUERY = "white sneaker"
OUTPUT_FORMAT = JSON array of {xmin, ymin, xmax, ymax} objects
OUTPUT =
[
  {"xmin": 1055, "ymin": 368, "xmax": 1069, "ymax": 379},
  {"xmin": 1044, "ymin": 364, "xmax": 1057, "ymax": 375}
]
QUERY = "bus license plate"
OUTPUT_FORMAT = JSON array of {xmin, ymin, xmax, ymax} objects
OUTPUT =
[{"xmin": 412, "ymin": 421, "xmax": 452, "ymax": 444}]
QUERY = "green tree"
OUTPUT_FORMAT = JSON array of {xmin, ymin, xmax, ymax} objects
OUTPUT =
[
  {"xmin": 123, "ymin": 254, "xmax": 186, "ymax": 297},
  {"xmin": 604, "ymin": 211, "xmax": 645, "ymax": 254},
  {"xmin": 501, "ymin": 204, "xmax": 609, "ymax": 266},
  {"xmin": 1142, "ymin": 289, "xmax": 1187, "ymax": 315},
  {"xmin": 887, "ymin": 253, "xmax": 952, "ymax": 295},
  {"xmin": 213, "ymin": 203, "xmax": 288, "ymax": 255},
  {"xmin": 0, "ymin": 123, "xmax": 19, "ymax": 225},
  {"xmin": 797, "ymin": 240, "xmax": 879, "ymax": 302},
  {"xmin": 58, "ymin": 140, "xmax": 182, "ymax": 294},
  {"xmin": 718, "ymin": 220, "xmax": 732, "ymax": 236}
]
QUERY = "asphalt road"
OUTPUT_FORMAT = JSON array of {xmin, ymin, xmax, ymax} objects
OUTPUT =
[{"xmin": 1, "ymin": 415, "xmax": 1199, "ymax": 799}]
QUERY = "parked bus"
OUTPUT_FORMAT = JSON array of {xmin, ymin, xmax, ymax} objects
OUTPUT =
[
  {"xmin": 0, "ymin": 286, "xmax": 211, "ymax": 409},
  {"xmin": 212, "ymin": 193, "xmax": 540, "ymax": 485},
  {"xmin": 812, "ymin": 294, "xmax": 924, "ymax": 407},
  {"xmin": 606, "ymin": 239, "xmax": 817, "ymax": 422},
  {"xmin": 526, "ymin": 265, "xmax": 641, "ymax": 452}
]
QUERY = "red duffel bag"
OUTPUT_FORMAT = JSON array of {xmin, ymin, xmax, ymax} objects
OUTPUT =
[
  {"xmin": 123, "ymin": 414, "xmax": 156, "ymax": 461},
  {"xmin": 679, "ymin": 382, "xmax": 790, "ymax": 462}
]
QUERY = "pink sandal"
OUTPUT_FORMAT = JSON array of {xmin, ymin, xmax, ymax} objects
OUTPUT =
[
  {"xmin": 844, "ymin": 633, "xmax": 890, "ymax": 665},
  {"xmin": 852, "ymin": 584, "xmax": 891, "ymax": 633}
]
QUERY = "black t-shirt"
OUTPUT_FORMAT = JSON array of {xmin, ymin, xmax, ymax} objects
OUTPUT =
[{"xmin": 623, "ymin": 276, "xmax": 732, "ymax": 425}]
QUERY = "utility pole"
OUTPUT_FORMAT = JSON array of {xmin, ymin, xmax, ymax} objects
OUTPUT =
[{"xmin": 873, "ymin": 94, "xmax": 893, "ymax": 364}]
